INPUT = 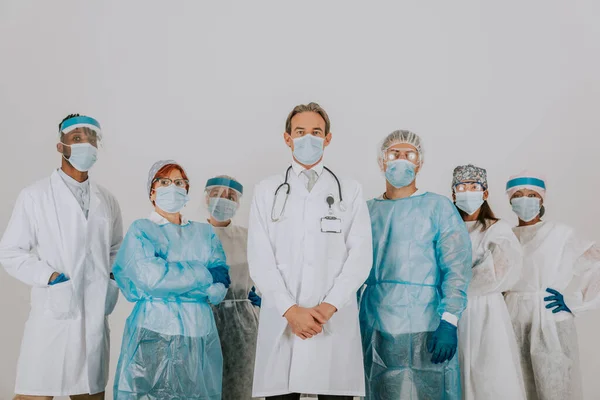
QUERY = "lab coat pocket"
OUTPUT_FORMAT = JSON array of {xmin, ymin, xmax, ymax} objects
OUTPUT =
[
  {"xmin": 46, "ymin": 280, "xmax": 77, "ymax": 320},
  {"xmin": 105, "ymin": 279, "xmax": 120, "ymax": 315}
]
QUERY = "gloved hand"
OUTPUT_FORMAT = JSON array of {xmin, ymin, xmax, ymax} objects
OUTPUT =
[
  {"xmin": 49, "ymin": 273, "xmax": 70, "ymax": 286},
  {"xmin": 248, "ymin": 286, "xmax": 262, "ymax": 307},
  {"xmin": 209, "ymin": 266, "xmax": 231, "ymax": 288},
  {"xmin": 544, "ymin": 288, "xmax": 571, "ymax": 313},
  {"xmin": 427, "ymin": 320, "xmax": 458, "ymax": 364}
]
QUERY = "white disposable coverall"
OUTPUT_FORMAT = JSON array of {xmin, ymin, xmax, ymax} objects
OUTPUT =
[
  {"xmin": 506, "ymin": 221, "xmax": 600, "ymax": 400},
  {"xmin": 458, "ymin": 220, "xmax": 526, "ymax": 400}
]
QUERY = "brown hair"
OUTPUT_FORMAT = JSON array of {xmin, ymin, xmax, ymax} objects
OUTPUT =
[
  {"xmin": 285, "ymin": 102, "xmax": 331, "ymax": 134},
  {"xmin": 457, "ymin": 200, "xmax": 499, "ymax": 231}
]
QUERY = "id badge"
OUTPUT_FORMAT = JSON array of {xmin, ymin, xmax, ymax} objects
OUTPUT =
[{"xmin": 321, "ymin": 216, "xmax": 342, "ymax": 233}]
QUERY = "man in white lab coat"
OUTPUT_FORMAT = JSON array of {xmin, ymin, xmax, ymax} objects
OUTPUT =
[
  {"xmin": 248, "ymin": 102, "xmax": 373, "ymax": 400},
  {"xmin": 0, "ymin": 114, "xmax": 123, "ymax": 400}
]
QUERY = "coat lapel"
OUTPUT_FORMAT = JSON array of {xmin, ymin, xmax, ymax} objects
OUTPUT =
[{"xmin": 50, "ymin": 171, "xmax": 88, "ymax": 278}]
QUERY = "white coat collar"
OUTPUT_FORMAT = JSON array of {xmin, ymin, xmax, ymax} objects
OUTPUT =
[
  {"xmin": 149, "ymin": 211, "xmax": 189, "ymax": 226},
  {"xmin": 51, "ymin": 170, "xmax": 102, "ymax": 219}
]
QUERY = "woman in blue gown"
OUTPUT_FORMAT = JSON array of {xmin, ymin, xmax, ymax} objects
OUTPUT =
[{"xmin": 113, "ymin": 160, "xmax": 231, "ymax": 400}]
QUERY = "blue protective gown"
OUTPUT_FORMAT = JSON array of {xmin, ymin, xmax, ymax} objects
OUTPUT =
[
  {"xmin": 113, "ymin": 217, "xmax": 228, "ymax": 400},
  {"xmin": 359, "ymin": 192, "xmax": 472, "ymax": 400}
]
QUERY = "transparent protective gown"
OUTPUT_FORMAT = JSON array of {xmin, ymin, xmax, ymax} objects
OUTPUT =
[
  {"xmin": 112, "ymin": 216, "xmax": 228, "ymax": 400},
  {"xmin": 458, "ymin": 220, "xmax": 526, "ymax": 400},
  {"xmin": 359, "ymin": 192, "xmax": 472, "ymax": 400},
  {"xmin": 506, "ymin": 221, "xmax": 600, "ymax": 400},
  {"xmin": 211, "ymin": 225, "xmax": 259, "ymax": 400}
]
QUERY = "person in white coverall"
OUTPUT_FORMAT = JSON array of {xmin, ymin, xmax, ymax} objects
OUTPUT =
[
  {"xmin": 504, "ymin": 171, "xmax": 600, "ymax": 400},
  {"xmin": 451, "ymin": 164, "xmax": 526, "ymax": 400},
  {"xmin": 248, "ymin": 102, "xmax": 373, "ymax": 400},
  {"xmin": 0, "ymin": 114, "xmax": 123, "ymax": 400}
]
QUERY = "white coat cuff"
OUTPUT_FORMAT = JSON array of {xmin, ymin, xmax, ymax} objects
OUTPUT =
[
  {"xmin": 276, "ymin": 293, "xmax": 297, "ymax": 317},
  {"xmin": 323, "ymin": 291, "xmax": 346, "ymax": 312},
  {"xmin": 38, "ymin": 263, "xmax": 57, "ymax": 287},
  {"xmin": 442, "ymin": 312, "xmax": 458, "ymax": 326}
]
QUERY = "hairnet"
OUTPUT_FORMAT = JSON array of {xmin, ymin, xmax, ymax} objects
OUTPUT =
[
  {"xmin": 147, "ymin": 160, "xmax": 185, "ymax": 197},
  {"xmin": 378, "ymin": 130, "xmax": 424, "ymax": 166},
  {"xmin": 452, "ymin": 164, "xmax": 488, "ymax": 189},
  {"xmin": 506, "ymin": 170, "xmax": 546, "ymax": 200}
]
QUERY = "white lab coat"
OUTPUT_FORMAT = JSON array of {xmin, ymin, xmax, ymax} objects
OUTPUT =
[
  {"xmin": 458, "ymin": 220, "xmax": 526, "ymax": 400},
  {"xmin": 248, "ymin": 166, "xmax": 373, "ymax": 397},
  {"xmin": 0, "ymin": 170, "xmax": 123, "ymax": 396},
  {"xmin": 505, "ymin": 221, "xmax": 600, "ymax": 400}
]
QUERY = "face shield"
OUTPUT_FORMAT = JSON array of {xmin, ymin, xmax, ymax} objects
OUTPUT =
[
  {"xmin": 59, "ymin": 116, "xmax": 103, "ymax": 172},
  {"xmin": 205, "ymin": 177, "xmax": 244, "ymax": 222}
]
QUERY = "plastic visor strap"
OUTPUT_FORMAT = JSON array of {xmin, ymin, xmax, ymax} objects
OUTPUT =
[
  {"xmin": 205, "ymin": 177, "xmax": 243, "ymax": 195},
  {"xmin": 506, "ymin": 177, "xmax": 546, "ymax": 191},
  {"xmin": 59, "ymin": 116, "xmax": 102, "ymax": 137}
]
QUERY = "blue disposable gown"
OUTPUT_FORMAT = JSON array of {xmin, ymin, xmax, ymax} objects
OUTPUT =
[
  {"xmin": 359, "ymin": 192, "xmax": 472, "ymax": 400},
  {"xmin": 113, "ymin": 218, "xmax": 229, "ymax": 400}
]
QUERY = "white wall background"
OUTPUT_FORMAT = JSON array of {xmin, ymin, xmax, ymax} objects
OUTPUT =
[{"xmin": 1, "ymin": 1, "xmax": 599, "ymax": 398}]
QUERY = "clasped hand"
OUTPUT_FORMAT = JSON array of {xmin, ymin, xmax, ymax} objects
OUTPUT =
[{"xmin": 284, "ymin": 303, "xmax": 337, "ymax": 340}]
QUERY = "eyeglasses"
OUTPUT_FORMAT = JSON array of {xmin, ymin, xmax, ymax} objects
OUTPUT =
[
  {"xmin": 384, "ymin": 149, "xmax": 419, "ymax": 163},
  {"xmin": 153, "ymin": 178, "xmax": 189, "ymax": 188},
  {"xmin": 455, "ymin": 182, "xmax": 485, "ymax": 192}
]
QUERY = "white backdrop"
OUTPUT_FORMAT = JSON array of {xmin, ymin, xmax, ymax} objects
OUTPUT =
[{"xmin": 1, "ymin": 1, "xmax": 599, "ymax": 398}]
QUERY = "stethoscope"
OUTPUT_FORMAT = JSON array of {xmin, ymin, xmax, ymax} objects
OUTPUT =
[{"xmin": 271, "ymin": 166, "xmax": 346, "ymax": 222}]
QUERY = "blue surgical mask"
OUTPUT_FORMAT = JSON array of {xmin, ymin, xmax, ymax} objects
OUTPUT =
[
  {"xmin": 385, "ymin": 159, "xmax": 416, "ymax": 188},
  {"xmin": 155, "ymin": 185, "xmax": 189, "ymax": 213},
  {"xmin": 293, "ymin": 135, "xmax": 325, "ymax": 165},
  {"xmin": 209, "ymin": 197, "xmax": 238, "ymax": 222},
  {"xmin": 511, "ymin": 197, "xmax": 541, "ymax": 222},
  {"xmin": 62, "ymin": 143, "xmax": 98, "ymax": 172},
  {"xmin": 455, "ymin": 191, "xmax": 485, "ymax": 215}
]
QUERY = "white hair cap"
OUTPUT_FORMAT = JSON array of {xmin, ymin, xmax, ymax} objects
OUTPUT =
[{"xmin": 378, "ymin": 130, "xmax": 424, "ymax": 166}]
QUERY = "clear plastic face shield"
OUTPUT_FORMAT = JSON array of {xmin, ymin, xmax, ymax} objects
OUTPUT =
[
  {"xmin": 59, "ymin": 116, "xmax": 103, "ymax": 148},
  {"xmin": 58, "ymin": 116, "xmax": 103, "ymax": 172},
  {"xmin": 205, "ymin": 177, "xmax": 244, "ymax": 222}
]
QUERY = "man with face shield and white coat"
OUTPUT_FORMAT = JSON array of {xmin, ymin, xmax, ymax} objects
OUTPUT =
[
  {"xmin": 205, "ymin": 175, "xmax": 261, "ymax": 400},
  {"xmin": 359, "ymin": 130, "xmax": 472, "ymax": 400},
  {"xmin": 504, "ymin": 171, "xmax": 600, "ymax": 400},
  {"xmin": 248, "ymin": 102, "xmax": 373, "ymax": 400},
  {"xmin": 0, "ymin": 114, "xmax": 123, "ymax": 399}
]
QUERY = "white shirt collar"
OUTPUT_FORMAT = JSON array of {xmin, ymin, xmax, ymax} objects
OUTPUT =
[
  {"xmin": 291, "ymin": 159, "xmax": 324, "ymax": 177},
  {"xmin": 149, "ymin": 211, "xmax": 190, "ymax": 226},
  {"xmin": 57, "ymin": 168, "xmax": 89, "ymax": 188}
]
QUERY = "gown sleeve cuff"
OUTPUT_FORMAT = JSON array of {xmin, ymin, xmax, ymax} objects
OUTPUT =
[
  {"xmin": 276, "ymin": 293, "xmax": 297, "ymax": 317},
  {"xmin": 442, "ymin": 312, "xmax": 459, "ymax": 326}
]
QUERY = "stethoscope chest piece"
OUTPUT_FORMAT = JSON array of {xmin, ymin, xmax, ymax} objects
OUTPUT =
[{"xmin": 271, "ymin": 165, "xmax": 345, "ymax": 222}]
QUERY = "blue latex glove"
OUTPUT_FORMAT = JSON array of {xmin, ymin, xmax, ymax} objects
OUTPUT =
[
  {"xmin": 427, "ymin": 320, "xmax": 458, "ymax": 364},
  {"xmin": 248, "ymin": 286, "xmax": 262, "ymax": 307},
  {"xmin": 544, "ymin": 288, "xmax": 571, "ymax": 313},
  {"xmin": 209, "ymin": 266, "xmax": 231, "ymax": 288},
  {"xmin": 49, "ymin": 273, "xmax": 70, "ymax": 286}
]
